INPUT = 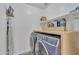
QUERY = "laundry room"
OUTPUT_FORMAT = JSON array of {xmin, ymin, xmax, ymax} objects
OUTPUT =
[{"xmin": 0, "ymin": 3, "xmax": 79, "ymax": 55}]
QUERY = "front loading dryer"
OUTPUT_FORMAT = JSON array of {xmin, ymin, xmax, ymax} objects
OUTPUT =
[{"xmin": 34, "ymin": 33, "xmax": 61, "ymax": 55}]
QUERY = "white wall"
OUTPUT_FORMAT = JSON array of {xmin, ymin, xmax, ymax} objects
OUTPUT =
[
  {"xmin": 9, "ymin": 4, "xmax": 43, "ymax": 54},
  {"xmin": 0, "ymin": 4, "xmax": 8, "ymax": 54},
  {"xmin": 43, "ymin": 3, "xmax": 79, "ymax": 31},
  {"xmin": 0, "ymin": 3, "xmax": 43, "ymax": 54},
  {"xmin": 44, "ymin": 3, "xmax": 79, "ymax": 20}
]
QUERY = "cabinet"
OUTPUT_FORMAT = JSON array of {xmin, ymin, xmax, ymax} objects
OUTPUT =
[{"xmin": 34, "ymin": 28, "xmax": 79, "ymax": 55}]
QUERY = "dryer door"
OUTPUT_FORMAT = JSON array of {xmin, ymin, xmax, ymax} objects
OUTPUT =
[
  {"xmin": 30, "ymin": 32, "xmax": 37, "ymax": 54},
  {"xmin": 42, "ymin": 41, "xmax": 57, "ymax": 55},
  {"xmin": 35, "ymin": 40, "xmax": 60, "ymax": 55},
  {"xmin": 35, "ymin": 40, "xmax": 49, "ymax": 55}
]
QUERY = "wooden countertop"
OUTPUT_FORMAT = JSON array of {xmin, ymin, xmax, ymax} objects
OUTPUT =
[{"xmin": 34, "ymin": 28, "xmax": 78, "ymax": 35}]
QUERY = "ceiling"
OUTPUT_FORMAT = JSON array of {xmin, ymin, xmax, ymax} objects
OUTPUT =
[
  {"xmin": 26, "ymin": 3, "xmax": 51, "ymax": 9},
  {"xmin": 26, "ymin": 3, "xmax": 79, "ymax": 10}
]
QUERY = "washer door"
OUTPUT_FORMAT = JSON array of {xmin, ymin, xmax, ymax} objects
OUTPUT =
[{"xmin": 35, "ymin": 40, "xmax": 49, "ymax": 55}]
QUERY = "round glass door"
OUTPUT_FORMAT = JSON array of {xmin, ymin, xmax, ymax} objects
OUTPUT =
[{"xmin": 35, "ymin": 41, "xmax": 48, "ymax": 55}]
